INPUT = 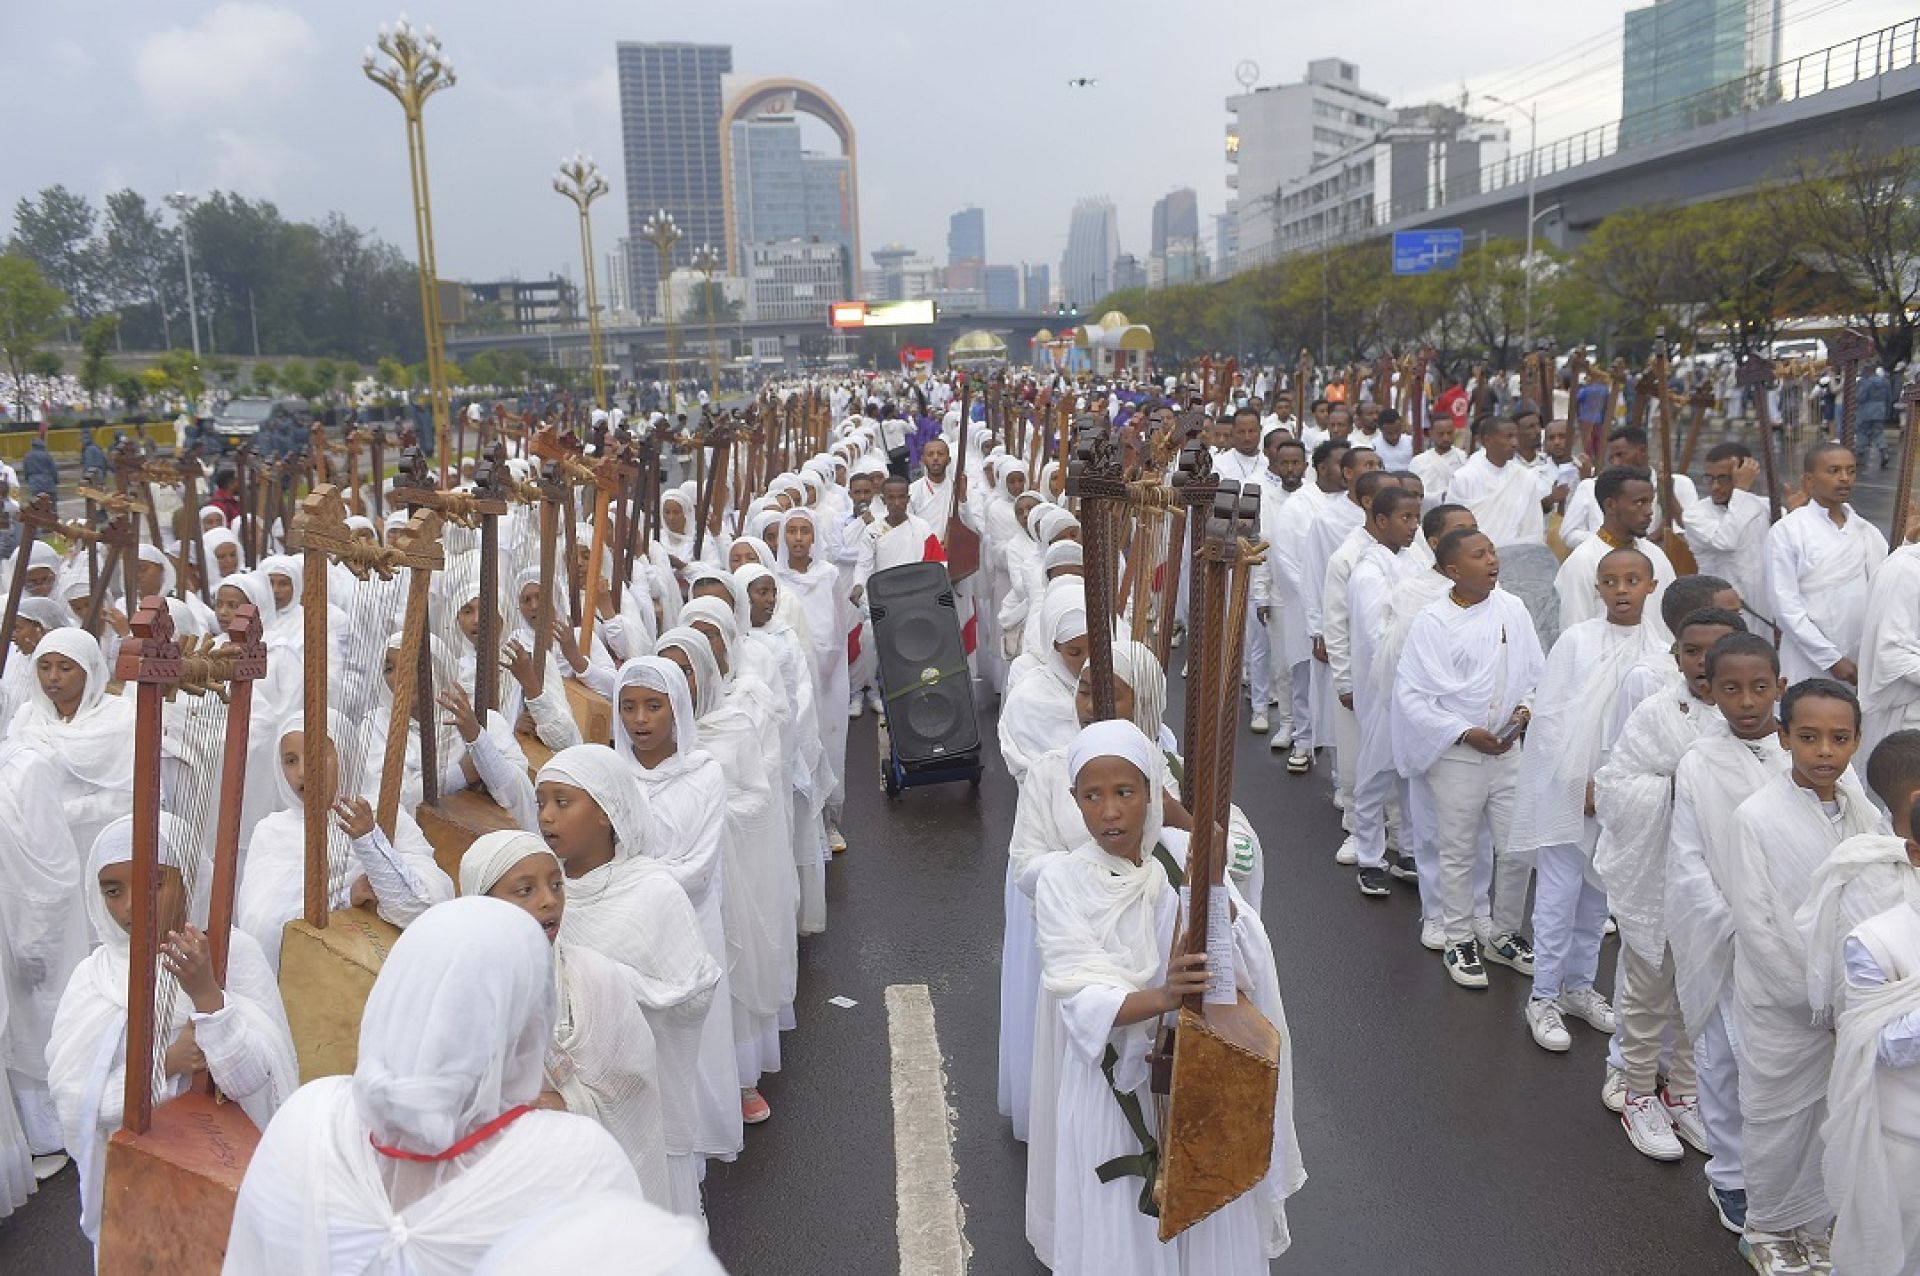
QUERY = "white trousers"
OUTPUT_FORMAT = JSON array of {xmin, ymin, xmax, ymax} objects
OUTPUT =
[
  {"xmin": 1424, "ymin": 746, "xmax": 1530, "ymax": 944},
  {"xmin": 1695, "ymin": 1000, "xmax": 1745, "ymax": 1192},
  {"xmin": 1530, "ymin": 839, "xmax": 1609, "ymax": 1001},
  {"xmin": 1332, "ymin": 700, "xmax": 1359, "ymax": 811},
  {"xmin": 1287, "ymin": 661, "xmax": 1314, "ymax": 751},
  {"xmin": 1244, "ymin": 604, "xmax": 1277, "ymax": 712}
]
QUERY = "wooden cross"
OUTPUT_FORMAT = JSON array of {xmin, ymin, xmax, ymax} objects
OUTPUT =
[
  {"xmin": 1735, "ymin": 353, "xmax": 1784, "ymax": 523},
  {"xmin": 1892, "ymin": 378, "xmax": 1920, "ymax": 546},
  {"xmin": 1828, "ymin": 328, "xmax": 1876, "ymax": 450}
]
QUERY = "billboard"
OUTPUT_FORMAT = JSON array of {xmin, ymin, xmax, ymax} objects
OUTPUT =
[
  {"xmin": 829, "ymin": 299, "xmax": 938, "ymax": 329},
  {"xmin": 1391, "ymin": 230, "xmax": 1465, "ymax": 276}
]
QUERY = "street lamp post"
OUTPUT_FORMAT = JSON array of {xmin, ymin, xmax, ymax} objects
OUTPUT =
[
  {"xmin": 690, "ymin": 244, "xmax": 723, "ymax": 401},
  {"xmin": 363, "ymin": 17, "xmax": 455, "ymax": 484},
  {"xmin": 640, "ymin": 209, "xmax": 682, "ymax": 414},
  {"xmin": 169, "ymin": 192, "xmax": 202, "ymax": 360},
  {"xmin": 553, "ymin": 153, "xmax": 610, "ymax": 408},
  {"xmin": 1483, "ymin": 93, "xmax": 1539, "ymax": 347}
]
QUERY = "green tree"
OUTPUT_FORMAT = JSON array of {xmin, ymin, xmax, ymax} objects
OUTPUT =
[
  {"xmin": 312, "ymin": 358, "xmax": 339, "ymax": 402},
  {"xmin": 153, "ymin": 349, "xmax": 204, "ymax": 409},
  {"xmin": 374, "ymin": 356, "xmax": 408, "ymax": 400},
  {"xmin": 1773, "ymin": 137, "xmax": 1920, "ymax": 366},
  {"xmin": 99, "ymin": 190, "xmax": 178, "ymax": 350},
  {"xmin": 279, "ymin": 358, "xmax": 317, "ymax": 401},
  {"xmin": 9, "ymin": 184, "xmax": 101, "ymax": 333},
  {"xmin": 680, "ymin": 280, "xmax": 742, "ymax": 325},
  {"xmin": 251, "ymin": 362, "xmax": 279, "ymax": 395},
  {"xmin": 115, "ymin": 373, "xmax": 145, "ymax": 413},
  {"xmin": 26, "ymin": 350, "xmax": 62, "ymax": 380},
  {"xmin": 78, "ymin": 313, "xmax": 120, "ymax": 407},
  {"xmin": 0, "ymin": 253, "xmax": 66, "ymax": 420}
]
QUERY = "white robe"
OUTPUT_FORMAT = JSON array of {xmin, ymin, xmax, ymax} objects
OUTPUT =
[
  {"xmin": 1858, "ymin": 543, "xmax": 1920, "ymax": 762},
  {"xmin": 1795, "ymin": 834, "xmax": 1920, "ymax": 1024},
  {"xmin": 1390, "ymin": 588, "xmax": 1545, "ymax": 780},
  {"xmin": 1683, "ymin": 487, "xmax": 1770, "ymax": 615},
  {"xmin": 1406, "ymin": 446, "xmax": 1466, "ymax": 510},
  {"xmin": 1445, "ymin": 453, "xmax": 1546, "ymax": 547},
  {"xmin": 1553, "ymin": 532, "xmax": 1677, "ymax": 642},
  {"xmin": 1766, "ymin": 502, "xmax": 1889, "ymax": 684},
  {"xmin": 1267, "ymin": 484, "xmax": 1333, "ymax": 670}
]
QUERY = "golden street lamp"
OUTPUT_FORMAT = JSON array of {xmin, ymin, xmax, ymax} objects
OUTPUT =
[
  {"xmin": 553, "ymin": 152, "xmax": 609, "ymax": 408},
  {"xmin": 690, "ymin": 243, "xmax": 723, "ymax": 401},
  {"xmin": 363, "ymin": 16, "xmax": 455, "ymax": 485},
  {"xmin": 640, "ymin": 208, "xmax": 682, "ymax": 414}
]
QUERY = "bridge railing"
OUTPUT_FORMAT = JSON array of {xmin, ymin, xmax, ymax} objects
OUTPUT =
[{"xmin": 1231, "ymin": 17, "xmax": 1919, "ymax": 275}]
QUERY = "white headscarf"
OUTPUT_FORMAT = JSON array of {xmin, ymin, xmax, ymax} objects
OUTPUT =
[
  {"xmin": 654, "ymin": 628, "xmax": 723, "ymax": 719},
  {"xmin": 537, "ymin": 745, "xmax": 658, "ymax": 862},
  {"xmin": 14, "ymin": 628, "xmax": 133, "ymax": 790},
  {"xmin": 458, "ymin": 830, "xmax": 558, "ymax": 899},
  {"xmin": 610, "ymin": 657, "xmax": 703, "ymax": 775}
]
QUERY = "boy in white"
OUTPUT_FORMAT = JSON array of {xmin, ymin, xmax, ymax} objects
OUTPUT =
[
  {"xmin": 1346, "ymin": 486, "xmax": 1421, "ymax": 898},
  {"xmin": 1304, "ymin": 449, "xmax": 1382, "ymax": 795},
  {"xmin": 1726, "ymin": 679, "xmax": 1884, "ymax": 1272},
  {"xmin": 1516, "ymin": 547, "xmax": 1665, "ymax": 1054},
  {"xmin": 1767, "ymin": 441, "xmax": 1889, "ymax": 685},
  {"xmin": 1406, "ymin": 416, "xmax": 1466, "ymax": 510},
  {"xmin": 1554, "ymin": 466, "xmax": 1676, "ymax": 640},
  {"xmin": 1391, "ymin": 528, "xmax": 1544, "ymax": 989},
  {"xmin": 1269, "ymin": 441, "xmax": 1346, "ymax": 774},
  {"xmin": 1858, "ymin": 539, "xmax": 1920, "ymax": 763},
  {"xmin": 1593, "ymin": 606, "xmax": 1745, "ymax": 1162},
  {"xmin": 1445, "ymin": 416, "xmax": 1548, "ymax": 548},
  {"xmin": 1684, "ymin": 443, "xmax": 1771, "ymax": 622},
  {"xmin": 1322, "ymin": 469, "xmax": 1399, "ymax": 864},
  {"xmin": 1247, "ymin": 434, "xmax": 1313, "ymax": 744}
]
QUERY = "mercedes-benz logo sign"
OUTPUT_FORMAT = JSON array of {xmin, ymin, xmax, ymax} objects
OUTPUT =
[{"xmin": 1235, "ymin": 60, "xmax": 1259, "ymax": 90}]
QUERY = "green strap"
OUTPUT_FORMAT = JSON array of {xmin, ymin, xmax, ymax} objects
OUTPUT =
[
  {"xmin": 1092, "ymin": 1043, "xmax": 1161, "ymax": 1218},
  {"xmin": 1162, "ymin": 750, "xmax": 1184, "ymax": 785},
  {"xmin": 884, "ymin": 665, "xmax": 969, "ymax": 703},
  {"xmin": 1151, "ymin": 842, "xmax": 1185, "ymax": 889}
]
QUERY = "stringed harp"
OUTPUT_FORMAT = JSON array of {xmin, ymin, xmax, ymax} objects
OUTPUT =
[{"xmin": 945, "ymin": 381, "xmax": 983, "ymax": 582}]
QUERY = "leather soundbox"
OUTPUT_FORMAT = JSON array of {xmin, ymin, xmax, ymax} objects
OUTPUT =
[
  {"xmin": 96, "ymin": 1089, "xmax": 260, "ymax": 1274},
  {"xmin": 1155, "ymin": 997, "xmax": 1281, "ymax": 1241},
  {"xmin": 418, "ymin": 791, "xmax": 522, "ymax": 889},
  {"xmin": 867, "ymin": 561, "xmax": 978, "ymax": 768},
  {"xmin": 278, "ymin": 906, "xmax": 403, "ymax": 1081}
]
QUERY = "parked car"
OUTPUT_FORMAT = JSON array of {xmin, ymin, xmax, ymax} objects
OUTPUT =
[{"xmin": 212, "ymin": 397, "xmax": 280, "ymax": 446}]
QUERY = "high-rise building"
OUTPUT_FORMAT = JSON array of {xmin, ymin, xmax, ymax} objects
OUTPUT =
[
  {"xmin": 726, "ymin": 113, "xmax": 854, "ymax": 295},
  {"xmin": 616, "ymin": 41, "xmax": 733, "ymax": 318},
  {"xmin": 1621, "ymin": 0, "xmax": 1782, "ymax": 146},
  {"xmin": 982, "ymin": 264, "xmax": 1021, "ymax": 310},
  {"xmin": 1024, "ymin": 263, "xmax": 1051, "ymax": 312},
  {"xmin": 1111, "ymin": 253, "xmax": 1147, "ymax": 294},
  {"xmin": 744, "ymin": 239, "xmax": 844, "ymax": 322},
  {"xmin": 1062, "ymin": 199, "xmax": 1120, "ymax": 308},
  {"xmin": 948, "ymin": 207, "xmax": 986, "ymax": 266},
  {"xmin": 604, "ymin": 238, "xmax": 633, "ymax": 317},
  {"xmin": 867, "ymin": 244, "xmax": 938, "ymax": 303},
  {"xmin": 1151, "ymin": 189, "xmax": 1199, "ymax": 258},
  {"xmin": 1225, "ymin": 59, "xmax": 1391, "ymax": 271}
]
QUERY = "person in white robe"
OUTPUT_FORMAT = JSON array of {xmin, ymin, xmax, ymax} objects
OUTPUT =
[
  {"xmin": 1345, "ymin": 486, "xmax": 1419, "ymax": 894},
  {"xmin": 474, "ymin": 1189, "xmax": 729, "ymax": 1275},
  {"xmin": 1321, "ymin": 470, "xmax": 1398, "ymax": 856},
  {"xmin": 1684, "ymin": 443, "xmax": 1772, "ymax": 623},
  {"xmin": 1723, "ymin": 682, "xmax": 1884, "ymax": 1267},
  {"xmin": 1302, "ymin": 451, "xmax": 1376, "ymax": 775},
  {"xmin": 609, "ymin": 657, "xmax": 745, "ymax": 1165},
  {"xmin": 1032, "ymin": 721, "xmax": 1301, "ymax": 1276},
  {"xmin": 6, "ymin": 628, "xmax": 134, "ymax": 858},
  {"xmin": 223, "ymin": 896, "xmax": 641, "ymax": 1273},
  {"xmin": 1247, "ymin": 434, "xmax": 1313, "ymax": 746},
  {"xmin": 1406, "ymin": 416, "xmax": 1467, "ymax": 510},
  {"xmin": 237, "ymin": 710, "xmax": 452, "ymax": 973},
  {"xmin": 1269, "ymin": 443, "xmax": 1346, "ymax": 772},
  {"xmin": 1766, "ymin": 441, "xmax": 1891, "ymax": 685},
  {"xmin": 1859, "ymin": 542, "xmax": 1920, "ymax": 764},
  {"xmin": 51, "ymin": 815, "xmax": 298, "ymax": 1245},
  {"xmin": 461, "ymin": 829, "xmax": 712, "ymax": 1212},
  {"xmin": 775, "ymin": 508, "xmax": 854, "ymax": 846},
  {"xmin": 999, "ymin": 581, "xmax": 1087, "ymax": 782},
  {"xmin": 1553, "ymin": 467, "xmax": 1677, "ymax": 640},
  {"xmin": 1444, "ymin": 417, "xmax": 1548, "ymax": 547},
  {"xmin": 1825, "ymin": 899, "xmax": 1920, "ymax": 1276},
  {"xmin": 654, "ymin": 629, "xmax": 795, "ymax": 1122},
  {"xmin": 1391, "ymin": 529, "xmax": 1544, "ymax": 987}
]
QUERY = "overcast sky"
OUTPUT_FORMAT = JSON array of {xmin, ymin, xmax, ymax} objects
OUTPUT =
[{"xmin": 4, "ymin": 0, "xmax": 1909, "ymax": 290}]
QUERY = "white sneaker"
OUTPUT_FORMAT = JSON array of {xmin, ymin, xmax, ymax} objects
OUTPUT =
[
  {"xmin": 848, "ymin": 698, "xmax": 864, "ymax": 719},
  {"xmin": 868, "ymin": 689, "xmax": 884, "ymax": 713},
  {"xmin": 1621, "ymin": 1092, "xmax": 1685, "ymax": 1161},
  {"xmin": 1250, "ymin": 711, "xmax": 1270, "ymax": 734},
  {"xmin": 1600, "ymin": 1064, "xmax": 1627, "ymax": 1113},
  {"xmin": 1525, "ymin": 998, "xmax": 1571, "ymax": 1052},
  {"xmin": 1286, "ymin": 747, "xmax": 1311, "ymax": 774},
  {"xmin": 31, "ymin": 1152, "xmax": 68, "ymax": 1182},
  {"xmin": 1795, "ymin": 1230, "xmax": 1832, "ymax": 1273},
  {"xmin": 1557, "ymin": 987, "xmax": 1618, "ymax": 1033},
  {"xmin": 1419, "ymin": 917, "xmax": 1445, "ymax": 952},
  {"xmin": 1334, "ymin": 837, "xmax": 1359, "ymax": 866},
  {"xmin": 1743, "ymin": 1231, "xmax": 1813, "ymax": 1275},
  {"xmin": 1663, "ymin": 1090, "xmax": 1710, "ymax": 1154}
]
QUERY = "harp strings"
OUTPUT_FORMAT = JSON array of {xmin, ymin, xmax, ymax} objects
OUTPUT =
[
  {"xmin": 326, "ymin": 567, "xmax": 406, "ymax": 898},
  {"xmin": 150, "ymin": 675, "xmax": 230, "ymax": 1092}
]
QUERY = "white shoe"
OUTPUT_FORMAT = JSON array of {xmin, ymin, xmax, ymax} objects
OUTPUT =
[
  {"xmin": 31, "ymin": 1152, "xmax": 68, "ymax": 1182},
  {"xmin": 1604, "ymin": 915, "xmax": 1618, "ymax": 937},
  {"xmin": 1742, "ymin": 1231, "xmax": 1812, "ymax": 1275},
  {"xmin": 1663, "ymin": 1090, "xmax": 1710, "ymax": 1154},
  {"xmin": 1286, "ymin": 747, "xmax": 1311, "ymax": 774},
  {"xmin": 1557, "ymin": 987, "xmax": 1618, "ymax": 1033},
  {"xmin": 868, "ymin": 689, "xmax": 885, "ymax": 713},
  {"xmin": 1600, "ymin": 1064, "xmax": 1627, "ymax": 1113},
  {"xmin": 1270, "ymin": 731, "xmax": 1290, "ymax": 751},
  {"xmin": 1621, "ymin": 1092, "xmax": 1685, "ymax": 1161},
  {"xmin": 1334, "ymin": 837, "xmax": 1358, "ymax": 866},
  {"xmin": 1249, "ymin": 711, "xmax": 1270, "ymax": 735},
  {"xmin": 1420, "ymin": 917, "xmax": 1445, "ymax": 952},
  {"xmin": 1525, "ymin": 998, "xmax": 1571, "ymax": 1052},
  {"xmin": 848, "ymin": 698, "xmax": 864, "ymax": 719}
]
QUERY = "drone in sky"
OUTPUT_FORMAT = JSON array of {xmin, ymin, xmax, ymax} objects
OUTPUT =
[{"xmin": 1067, "ymin": 77, "xmax": 1098, "ymax": 89}]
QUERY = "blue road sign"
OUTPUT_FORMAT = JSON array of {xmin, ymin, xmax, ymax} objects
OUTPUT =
[{"xmin": 1392, "ymin": 229, "xmax": 1465, "ymax": 276}]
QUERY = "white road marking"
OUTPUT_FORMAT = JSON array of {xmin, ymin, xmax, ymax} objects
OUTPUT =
[{"xmin": 886, "ymin": 983, "xmax": 969, "ymax": 1275}]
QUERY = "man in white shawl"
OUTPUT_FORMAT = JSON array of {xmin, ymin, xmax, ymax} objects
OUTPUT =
[
  {"xmin": 224, "ymin": 897, "xmax": 641, "ymax": 1273},
  {"xmin": 1032, "ymin": 720, "xmax": 1301, "ymax": 1275},
  {"xmin": 1723, "ymin": 680, "xmax": 1886, "ymax": 1272},
  {"xmin": 51, "ymin": 815, "xmax": 299, "ymax": 1245},
  {"xmin": 1248, "ymin": 433, "xmax": 1313, "ymax": 747},
  {"xmin": 1767, "ymin": 441, "xmax": 1890, "ymax": 685},
  {"xmin": 1515, "ymin": 546, "xmax": 1665, "ymax": 1054},
  {"xmin": 1406, "ymin": 415, "xmax": 1466, "ymax": 510},
  {"xmin": 1684, "ymin": 443, "xmax": 1771, "ymax": 620},
  {"xmin": 1345, "ymin": 484, "xmax": 1420, "ymax": 898},
  {"xmin": 1592, "ymin": 607, "xmax": 1745, "ymax": 1162},
  {"xmin": 1301, "ymin": 450, "xmax": 1378, "ymax": 788},
  {"xmin": 1553, "ymin": 467, "xmax": 1676, "ymax": 640},
  {"xmin": 1444, "ymin": 416, "xmax": 1547, "ymax": 548},
  {"xmin": 1858, "ymin": 538, "xmax": 1920, "ymax": 763},
  {"xmin": 1391, "ymin": 528, "xmax": 1544, "ymax": 989},
  {"xmin": 1319, "ymin": 469, "xmax": 1398, "ymax": 861}
]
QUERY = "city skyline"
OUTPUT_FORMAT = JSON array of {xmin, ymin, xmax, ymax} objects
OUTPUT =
[{"xmin": 1, "ymin": 0, "xmax": 1908, "ymax": 301}]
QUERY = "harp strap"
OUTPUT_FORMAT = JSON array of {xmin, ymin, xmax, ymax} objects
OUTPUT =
[
  {"xmin": 370, "ymin": 1104, "xmax": 533, "ymax": 1163},
  {"xmin": 1093, "ymin": 1043, "xmax": 1161, "ymax": 1218},
  {"xmin": 883, "ymin": 664, "xmax": 968, "ymax": 704}
]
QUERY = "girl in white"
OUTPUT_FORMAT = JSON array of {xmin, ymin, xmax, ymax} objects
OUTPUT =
[
  {"xmin": 223, "ymin": 897, "xmax": 640, "ymax": 1273},
  {"xmin": 51, "ymin": 815, "xmax": 298, "ymax": 1245},
  {"xmin": 999, "ymin": 581, "xmax": 1089, "ymax": 783},
  {"xmin": 7, "ymin": 628, "xmax": 134, "ymax": 858},
  {"xmin": 1033, "ymin": 719, "xmax": 1301, "ymax": 1275},
  {"xmin": 774, "ymin": 507, "xmax": 853, "ymax": 847}
]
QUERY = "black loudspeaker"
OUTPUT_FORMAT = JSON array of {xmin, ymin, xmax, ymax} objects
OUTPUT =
[{"xmin": 867, "ymin": 561, "xmax": 980, "ymax": 771}]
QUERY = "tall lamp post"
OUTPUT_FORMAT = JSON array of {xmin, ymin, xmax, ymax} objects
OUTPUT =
[
  {"xmin": 690, "ymin": 243, "xmax": 724, "ymax": 401},
  {"xmin": 553, "ymin": 153, "xmax": 610, "ymax": 408},
  {"xmin": 1482, "ymin": 93, "xmax": 1539, "ymax": 348},
  {"xmin": 640, "ymin": 209, "xmax": 682, "ymax": 414},
  {"xmin": 364, "ymin": 17, "xmax": 455, "ymax": 484}
]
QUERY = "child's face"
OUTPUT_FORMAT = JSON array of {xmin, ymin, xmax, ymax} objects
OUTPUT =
[
  {"xmin": 535, "ymin": 781, "xmax": 613, "ymax": 864},
  {"xmin": 1676, "ymin": 623, "xmax": 1736, "ymax": 699},
  {"xmin": 1780, "ymin": 695, "xmax": 1858, "ymax": 794},
  {"xmin": 137, "ymin": 560, "xmax": 167, "ymax": 596},
  {"xmin": 268, "ymin": 572, "xmax": 294, "ymax": 609},
  {"xmin": 457, "ymin": 597, "xmax": 481, "ymax": 644},
  {"xmin": 747, "ymin": 578, "xmax": 777, "ymax": 628},
  {"xmin": 98, "ymin": 860, "xmax": 187, "ymax": 936},
  {"xmin": 1054, "ymin": 633, "xmax": 1089, "ymax": 679},
  {"xmin": 36, "ymin": 652, "xmax": 86, "ymax": 715},
  {"xmin": 1443, "ymin": 534, "xmax": 1500, "ymax": 597},
  {"xmin": 518, "ymin": 582, "xmax": 542, "ymax": 625},
  {"xmin": 663, "ymin": 502, "xmax": 687, "ymax": 534},
  {"xmin": 215, "ymin": 584, "xmax": 249, "ymax": 629},
  {"xmin": 1708, "ymin": 654, "xmax": 1783, "ymax": 739},
  {"xmin": 1072, "ymin": 756, "xmax": 1153, "ymax": 860},
  {"xmin": 486, "ymin": 852, "xmax": 565, "ymax": 944},
  {"xmin": 618, "ymin": 684, "xmax": 676, "ymax": 758},
  {"xmin": 691, "ymin": 620, "xmax": 729, "ymax": 676},
  {"xmin": 1075, "ymin": 667, "xmax": 1136, "ymax": 728},
  {"xmin": 1596, "ymin": 556, "xmax": 1655, "ymax": 625},
  {"xmin": 215, "ymin": 544, "xmax": 239, "ymax": 577},
  {"xmin": 784, "ymin": 518, "xmax": 814, "ymax": 562},
  {"xmin": 729, "ymin": 543, "xmax": 757, "ymax": 572},
  {"xmin": 11, "ymin": 617, "xmax": 43, "ymax": 656}
]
